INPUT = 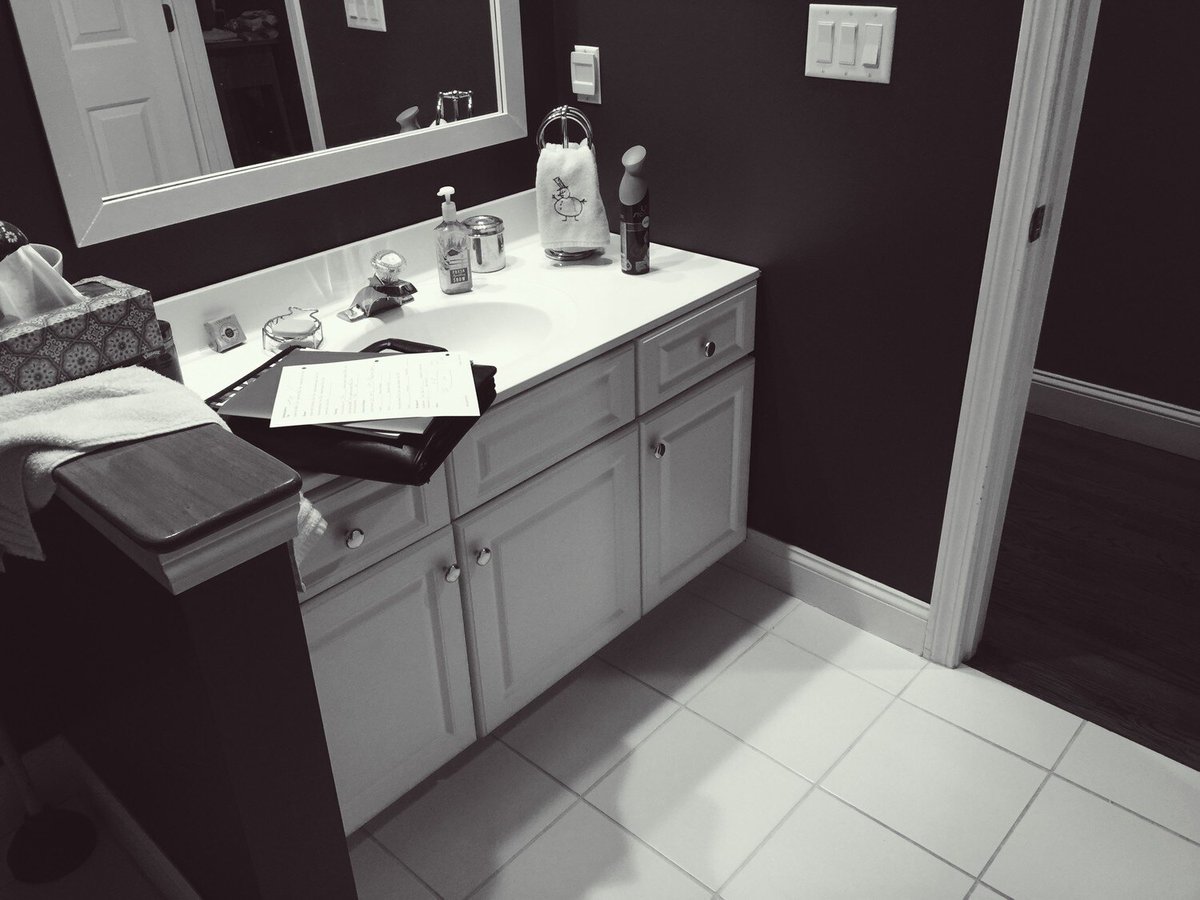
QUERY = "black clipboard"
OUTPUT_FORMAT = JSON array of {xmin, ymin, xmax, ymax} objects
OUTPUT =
[{"xmin": 206, "ymin": 338, "xmax": 497, "ymax": 485}]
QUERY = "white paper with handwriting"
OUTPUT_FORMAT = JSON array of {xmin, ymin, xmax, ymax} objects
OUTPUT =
[{"xmin": 269, "ymin": 352, "xmax": 479, "ymax": 428}]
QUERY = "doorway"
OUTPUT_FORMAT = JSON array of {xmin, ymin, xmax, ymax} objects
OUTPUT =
[
  {"xmin": 966, "ymin": 1, "xmax": 1200, "ymax": 768},
  {"xmin": 926, "ymin": 0, "xmax": 1200, "ymax": 768}
]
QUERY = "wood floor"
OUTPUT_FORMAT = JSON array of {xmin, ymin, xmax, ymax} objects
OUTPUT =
[{"xmin": 970, "ymin": 413, "xmax": 1200, "ymax": 771}]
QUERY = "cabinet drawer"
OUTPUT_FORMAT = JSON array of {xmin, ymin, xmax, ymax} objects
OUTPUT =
[
  {"xmin": 636, "ymin": 283, "xmax": 756, "ymax": 413},
  {"xmin": 446, "ymin": 345, "xmax": 636, "ymax": 516},
  {"xmin": 299, "ymin": 468, "xmax": 451, "ymax": 597}
]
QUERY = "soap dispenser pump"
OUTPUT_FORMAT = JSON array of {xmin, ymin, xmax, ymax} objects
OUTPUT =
[{"xmin": 434, "ymin": 186, "xmax": 473, "ymax": 294}]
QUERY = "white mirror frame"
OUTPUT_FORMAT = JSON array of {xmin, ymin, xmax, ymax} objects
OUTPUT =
[{"xmin": 15, "ymin": 0, "xmax": 526, "ymax": 247}]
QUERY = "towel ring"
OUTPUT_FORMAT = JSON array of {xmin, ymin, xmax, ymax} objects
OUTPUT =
[
  {"xmin": 536, "ymin": 105, "xmax": 595, "ymax": 149},
  {"xmin": 537, "ymin": 106, "xmax": 601, "ymax": 262}
]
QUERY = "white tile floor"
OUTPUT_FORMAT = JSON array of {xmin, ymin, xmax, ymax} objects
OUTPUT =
[
  {"xmin": 354, "ymin": 564, "xmax": 1200, "ymax": 900},
  {"xmin": 14, "ymin": 564, "xmax": 1196, "ymax": 898}
]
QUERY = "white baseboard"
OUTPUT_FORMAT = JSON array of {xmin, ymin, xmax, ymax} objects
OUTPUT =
[
  {"xmin": 1028, "ymin": 370, "xmax": 1200, "ymax": 460},
  {"xmin": 0, "ymin": 736, "xmax": 199, "ymax": 899},
  {"xmin": 723, "ymin": 529, "xmax": 929, "ymax": 654}
]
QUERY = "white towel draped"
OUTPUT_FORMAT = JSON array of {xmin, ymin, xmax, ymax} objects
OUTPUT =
[
  {"xmin": 536, "ymin": 140, "xmax": 610, "ymax": 252},
  {"xmin": 0, "ymin": 367, "xmax": 325, "ymax": 571}
]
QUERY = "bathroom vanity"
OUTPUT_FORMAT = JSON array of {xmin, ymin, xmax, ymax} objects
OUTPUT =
[
  {"xmin": 161, "ymin": 191, "xmax": 759, "ymax": 834},
  {"xmin": 296, "ymin": 277, "xmax": 755, "ymax": 832}
]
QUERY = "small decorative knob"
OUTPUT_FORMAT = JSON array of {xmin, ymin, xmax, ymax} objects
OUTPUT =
[
  {"xmin": 444, "ymin": 564, "xmax": 462, "ymax": 583},
  {"xmin": 476, "ymin": 547, "xmax": 493, "ymax": 566},
  {"xmin": 652, "ymin": 441, "xmax": 667, "ymax": 460},
  {"xmin": 345, "ymin": 528, "xmax": 366, "ymax": 549},
  {"xmin": 703, "ymin": 340, "xmax": 717, "ymax": 358}
]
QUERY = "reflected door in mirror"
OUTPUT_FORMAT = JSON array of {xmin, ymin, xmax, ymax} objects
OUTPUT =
[{"xmin": 24, "ymin": 0, "xmax": 206, "ymax": 194}]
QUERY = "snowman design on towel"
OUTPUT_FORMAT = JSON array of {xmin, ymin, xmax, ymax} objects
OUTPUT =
[{"xmin": 551, "ymin": 177, "xmax": 587, "ymax": 222}]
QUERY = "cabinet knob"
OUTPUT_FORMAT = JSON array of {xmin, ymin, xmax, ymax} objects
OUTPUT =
[
  {"xmin": 652, "ymin": 441, "xmax": 668, "ymax": 460},
  {"xmin": 476, "ymin": 547, "xmax": 493, "ymax": 566},
  {"xmin": 345, "ymin": 528, "xmax": 366, "ymax": 549},
  {"xmin": 444, "ymin": 564, "xmax": 462, "ymax": 583},
  {"xmin": 703, "ymin": 340, "xmax": 717, "ymax": 358}
]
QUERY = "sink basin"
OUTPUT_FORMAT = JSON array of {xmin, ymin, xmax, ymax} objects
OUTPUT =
[{"xmin": 348, "ymin": 301, "xmax": 555, "ymax": 369}]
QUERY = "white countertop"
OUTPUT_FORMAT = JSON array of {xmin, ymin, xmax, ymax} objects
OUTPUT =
[{"xmin": 159, "ymin": 190, "xmax": 758, "ymax": 404}]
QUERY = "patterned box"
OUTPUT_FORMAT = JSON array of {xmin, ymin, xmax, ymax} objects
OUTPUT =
[{"xmin": 0, "ymin": 276, "xmax": 162, "ymax": 396}]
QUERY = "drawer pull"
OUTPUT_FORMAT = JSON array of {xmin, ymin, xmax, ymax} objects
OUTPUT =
[
  {"xmin": 444, "ymin": 564, "xmax": 462, "ymax": 583},
  {"xmin": 476, "ymin": 547, "xmax": 493, "ymax": 566},
  {"xmin": 703, "ymin": 340, "xmax": 717, "ymax": 358},
  {"xmin": 652, "ymin": 441, "xmax": 668, "ymax": 460},
  {"xmin": 344, "ymin": 528, "xmax": 366, "ymax": 549}
]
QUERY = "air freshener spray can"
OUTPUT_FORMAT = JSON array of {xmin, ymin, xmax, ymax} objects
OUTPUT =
[{"xmin": 619, "ymin": 145, "xmax": 649, "ymax": 275}]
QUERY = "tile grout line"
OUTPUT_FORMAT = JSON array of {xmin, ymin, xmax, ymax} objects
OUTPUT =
[
  {"xmin": 578, "ymin": 796, "xmax": 729, "ymax": 896},
  {"xmin": 704, "ymin": 586, "xmax": 931, "ymax": 698},
  {"xmin": 461, "ymin": 796, "xmax": 587, "ymax": 900},
  {"xmin": 700, "ymin": 681, "xmax": 993, "ymax": 900},
  {"xmin": 495, "ymin": 707, "xmax": 718, "ymax": 896},
  {"xmin": 970, "ymin": 718, "xmax": 1087, "ymax": 894},
  {"xmin": 892, "ymin": 693, "xmax": 1075, "ymax": 773},
  {"xmin": 364, "ymin": 833, "xmax": 447, "ymax": 900},
  {"xmin": 1047, "ymin": 771, "xmax": 1200, "ymax": 851}
]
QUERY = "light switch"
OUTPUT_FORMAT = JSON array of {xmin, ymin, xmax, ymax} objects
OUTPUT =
[
  {"xmin": 571, "ymin": 45, "xmax": 601, "ymax": 104},
  {"xmin": 816, "ymin": 21, "xmax": 835, "ymax": 64},
  {"xmin": 805, "ymin": 6, "xmax": 896, "ymax": 84},
  {"xmin": 345, "ymin": 0, "xmax": 385, "ymax": 32},
  {"xmin": 862, "ymin": 22, "xmax": 883, "ymax": 67},
  {"xmin": 837, "ymin": 22, "xmax": 858, "ymax": 65}
]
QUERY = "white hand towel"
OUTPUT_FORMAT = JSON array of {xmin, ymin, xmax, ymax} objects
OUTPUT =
[
  {"xmin": 0, "ymin": 366, "xmax": 325, "ymax": 570},
  {"xmin": 536, "ymin": 139, "xmax": 610, "ymax": 252}
]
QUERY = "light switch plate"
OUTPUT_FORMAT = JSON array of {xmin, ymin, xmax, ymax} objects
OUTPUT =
[
  {"xmin": 345, "ymin": 0, "xmax": 386, "ymax": 32},
  {"xmin": 805, "ymin": 5, "xmax": 896, "ymax": 83},
  {"xmin": 572, "ymin": 45, "xmax": 601, "ymax": 104}
]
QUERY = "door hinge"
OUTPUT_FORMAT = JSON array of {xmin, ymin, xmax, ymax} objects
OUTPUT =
[
  {"xmin": 1028, "ymin": 204, "xmax": 1046, "ymax": 243},
  {"xmin": 162, "ymin": 4, "xmax": 176, "ymax": 33}
]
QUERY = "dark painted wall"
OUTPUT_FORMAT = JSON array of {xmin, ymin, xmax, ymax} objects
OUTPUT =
[
  {"xmin": 553, "ymin": 1, "xmax": 1022, "ymax": 600},
  {"xmin": 0, "ymin": 0, "xmax": 554, "ymax": 302},
  {"xmin": 300, "ymin": 0, "xmax": 499, "ymax": 147},
  {"xmin": 1036, "ymin": 6, "xmax": 1200, "ymax": 411},
  {"xmin": 4, "ymin": 1, "xmax": 1022, "ymax": 603}
]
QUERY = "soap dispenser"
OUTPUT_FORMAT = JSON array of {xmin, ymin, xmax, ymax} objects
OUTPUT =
[{"xmin": 434, "ymin": 186, "xmax": 473, "ymax": 294}]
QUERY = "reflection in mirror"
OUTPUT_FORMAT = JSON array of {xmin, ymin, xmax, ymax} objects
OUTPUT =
[{"xmin": 11, "ymin": 0, "xmax": 524, "ymax": 246}]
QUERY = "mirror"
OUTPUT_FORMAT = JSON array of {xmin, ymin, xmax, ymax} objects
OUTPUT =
[{"xmin": 12, "ymin": 0, "xmax": 526, "ymax": 247}]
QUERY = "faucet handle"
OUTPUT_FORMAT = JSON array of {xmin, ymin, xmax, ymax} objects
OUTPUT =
[{"xmin": 371, "ymin": 250, "xmax": 407, "ymax": 285}]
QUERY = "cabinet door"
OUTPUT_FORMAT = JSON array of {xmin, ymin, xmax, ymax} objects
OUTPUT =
[
  {"xmin": 301, "ymin": 528, "xmax": 474, "ymax": 835},
  {"xmin": 456, "ymin": 427, "xmax": 641, "ymax": 733},
  {"xmin": 641, "ymin": 358, "xmax": 755, "ymax": 613}
]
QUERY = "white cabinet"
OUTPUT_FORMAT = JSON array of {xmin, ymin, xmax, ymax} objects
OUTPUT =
[
  {"xmin": 296, "ymin": 278, "xmax": 758, "ymax": 820},
  {"xmin": 640, "ymin": 358, "xmax": 755, "ymax": 612},
  {"xmin": 301, "ymin": 528, "xmax": 475, "ymax": 834},
  {"xmin": 455, "ymin": 426, "xmax": 642, "ymax": 733}
]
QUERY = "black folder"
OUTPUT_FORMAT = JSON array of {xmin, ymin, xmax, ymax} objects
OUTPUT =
[{"xmin": 206, "ymin": 338, "xmax": 497, "ymax": 485}]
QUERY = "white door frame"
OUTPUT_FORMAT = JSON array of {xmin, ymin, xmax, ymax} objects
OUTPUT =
[
  {"xmin": 924, "ymin": 0, "xmax": 1102, "ymax": 666},
  {"xmin": 166, "ymin": 0, "xmax": 233, "ymax": 173},
  {"xmin": 282, "ymin": 0, "xmax": 326, "ymax": 151}
]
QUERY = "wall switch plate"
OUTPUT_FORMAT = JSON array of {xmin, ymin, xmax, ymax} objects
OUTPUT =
[
  {"xmin": 805, "ymin": 5, "xmax": 896, "ymax": 83},
  {"xmin": 572, "ymin": 45, "xmax": 601, "ymax": 104},
  {"xmin": 345, "ymin": 0, "xmax": 386, "ymax": 32}
]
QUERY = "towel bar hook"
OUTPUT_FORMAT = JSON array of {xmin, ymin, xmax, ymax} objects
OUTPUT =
[{"xmin": 536, "ymin": 105, "xmax": 595, "ymax": 150}]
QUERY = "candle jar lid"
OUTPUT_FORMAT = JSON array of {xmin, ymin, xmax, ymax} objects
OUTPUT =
[{"xmin": 463, "ymin": 215, "xmax": 504, "ymax": 236}]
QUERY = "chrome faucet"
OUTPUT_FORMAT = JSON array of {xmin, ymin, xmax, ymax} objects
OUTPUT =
[{"xmin": 338, "ymin": 250, "xmax": 417, "ymax": 322}]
